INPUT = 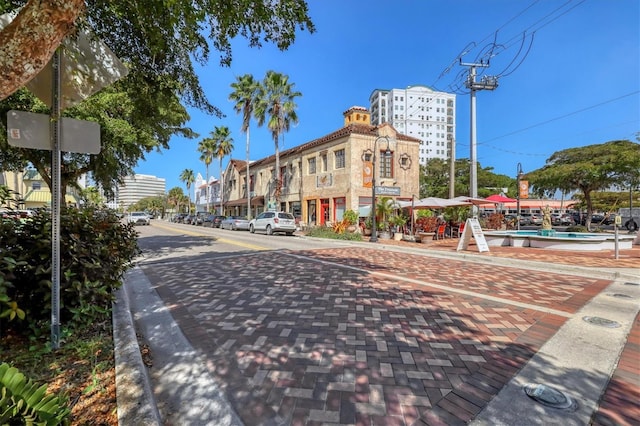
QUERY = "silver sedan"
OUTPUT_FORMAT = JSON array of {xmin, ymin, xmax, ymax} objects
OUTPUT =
[{"xmin": 220, "ymin": 216, "xmax": 250, "ymax": 231}]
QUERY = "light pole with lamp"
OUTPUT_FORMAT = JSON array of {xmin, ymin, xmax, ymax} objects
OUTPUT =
[
  {"xmin": 370, "ymin": 135, "xmax": 391, "ymax": 243},
  {"xmin": 516, "ymin": 163, "xmax": 523, "ymax": 230}
]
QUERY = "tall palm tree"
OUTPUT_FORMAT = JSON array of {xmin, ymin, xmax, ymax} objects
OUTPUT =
[
  {"xmin": 197, "ymin": 137, "xmax": 216, "ymax": 212},
  {"xmin": 179, "ymin": 169, "xmax": 195, "ymax": 213},
  {"xmin": 229, "ymin": 73, "xmax": 260, "ymax": 219},
  {"xmin": 211, "ymin": 126, "xmax": 234, "ymax": 216},
  {"xmin": 254, "ymin": 70, "xmax": 301, "ymax": 208}
]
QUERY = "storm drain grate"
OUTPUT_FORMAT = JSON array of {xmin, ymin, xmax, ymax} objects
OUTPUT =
[
  {"xmin": 582, "ymin": 316, "xmax": 621, "ymax": 328},
  {"xmin": 608, "ymin": 293, "xmax": 633, "ymax": 299},
  {"xmin": 523, "ymin": 383, "xmax": 577, "ymax": 410},
  {"xmin": 623, "ymin": 282, "xmax": 639, "ymax": 286}
]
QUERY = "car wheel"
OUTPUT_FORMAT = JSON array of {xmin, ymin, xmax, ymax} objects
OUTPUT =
[
  {"xmin": 250, "ymin": 225, "xmax": 255, "ymax": 233},
  {"xmin": 232, "ymin": 224, "xmax": 236, "ymax": 231},
  {"xmin": 286, "ymin": 232, "xmax": 293, "ymax": 236},
  {"xmin": 266, "ymin": 225, "xmax": 273, "ymax": 235}
]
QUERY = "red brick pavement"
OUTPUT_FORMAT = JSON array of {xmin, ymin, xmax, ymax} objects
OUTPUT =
[{"xmin": 140, "ymin": 241, "xmax": 639, "ymax": 425}]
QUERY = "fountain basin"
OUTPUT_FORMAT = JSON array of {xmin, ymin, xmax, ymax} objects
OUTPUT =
[{"xmin": 483, "ymin": 230, "xmax": 637, "ymax": 251}]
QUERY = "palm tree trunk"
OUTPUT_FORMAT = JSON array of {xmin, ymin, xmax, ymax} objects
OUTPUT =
[{"xmin": 246, "ymin": 127, "xmax": 251, "ymax": 219}]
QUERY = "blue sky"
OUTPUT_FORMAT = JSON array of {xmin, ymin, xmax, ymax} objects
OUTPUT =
[{"xmin": 134, "ymin": 0, "xmax": 640, "ymax": 192}]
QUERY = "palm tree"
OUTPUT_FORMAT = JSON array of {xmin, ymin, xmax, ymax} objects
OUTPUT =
[
  {"xmin": 179, "ymin": 169, "xmax": 195, "ymax": 213},
  {"xmin": 211, "ymin": 126, "xmax": 234, "ymax": 216},
  {"xmin": 254, "ymin": 70, "xmax": 301, "ymax": 208},
  {"xmin": 229, "ymin": 73, "xmax": 260, "ymax": 219},
  {"xmin": 197, "ymin": 137, "xmax": 216, "ymax": 212},
  {"xmin": 167, "ymin": 187, "xmax": 184, "ymax": 216}
]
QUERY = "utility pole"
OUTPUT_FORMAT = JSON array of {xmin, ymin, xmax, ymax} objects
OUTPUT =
[
  {"xmin": 448, "ymin": 136, "xmax": 455, "ymax": 199},
  {"xmin": 461, "ymin": 60, "xmax": 498, "ymax": 215}
]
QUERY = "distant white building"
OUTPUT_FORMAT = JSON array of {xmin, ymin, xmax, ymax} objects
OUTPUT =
[
  {"xmin": 116, "ymin": 174, "xmax": 165, "ymax": 209},
  {"xmin": 369, "ymin": 85, "xmax": 455, "ymax": 165}
]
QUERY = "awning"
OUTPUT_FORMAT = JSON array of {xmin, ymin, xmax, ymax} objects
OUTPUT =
[
  {"xmin": 24, "ymin": 190, "xmax": 77, "ymax": 205},
  {"xmin": 225, "ymin": 196, "xmax": 264, "ymax": 207}
]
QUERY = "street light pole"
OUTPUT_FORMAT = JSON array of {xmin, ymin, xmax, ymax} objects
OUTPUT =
[
  {"xmin": 370, "ymin": 135, "xmax": 390, "ymax": 243},
  {"xmin": 516, "ymin": 162, "xmax": 523, "ymax": 231}
]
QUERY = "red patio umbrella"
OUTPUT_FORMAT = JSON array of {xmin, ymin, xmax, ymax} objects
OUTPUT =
[{"xmin": 485, "ymin": 194, "xmax": 516, "ymax": 203}]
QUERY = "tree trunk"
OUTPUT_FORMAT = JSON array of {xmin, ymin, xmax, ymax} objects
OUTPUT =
[{"xmin": 0, "ymin": 0, "xmax": 85, "ymax": 100}]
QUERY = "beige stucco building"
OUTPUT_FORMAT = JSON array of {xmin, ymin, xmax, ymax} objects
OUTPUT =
[{"xmin": 222, "ymin": 106, "xmax": 421, "ymax": 226}]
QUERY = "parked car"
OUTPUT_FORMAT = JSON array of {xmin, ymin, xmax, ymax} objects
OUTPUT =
[
  {"xmin": 220, "ymin": 216, "xmax": 250, "ymax": 231},
  {"xmin": 182, "ymin": 214, "xmax": 196, "ymax": 224},
  {"xmin": 591, "ymin": 214, "xmax": 612, "ymax": 225},
  {"xmin": 249, "ymin": 211, "xmax": 296, "ymax": 235},
  {"xmin": 127, "ymin": 211, "xmax": 150, "ymax": 226},
  {"xmin": 172, "ymin": 213, "xmax": 187, "ymax": 223},
  {"xmin": 205, "ymin": 214, "xmax": 226, "ymax": 228},
  {"xmin": 519, "ymin": 213, "xmax": 532, "ymax": 226},
  {"xmin": 529, "ymin": 214, "xmax": 542, "ymax": 225},
  {"xmin": 192, "ymin": 212, "xmax": 207, "ymax": 226}
]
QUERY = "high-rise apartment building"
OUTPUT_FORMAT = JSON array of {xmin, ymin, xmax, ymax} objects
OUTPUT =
[
  {"xmin": 369, "ymin": 85, "xmax": 455, "ymax": 165},
  {"xmin": 116, "ymin": 174, "xmax": 166, "ymax": 209}
]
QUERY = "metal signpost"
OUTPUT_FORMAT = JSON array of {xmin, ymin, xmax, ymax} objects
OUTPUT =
[{"xmin": 3, "ymin": 13, "xmax": 127, "ymax": 348}]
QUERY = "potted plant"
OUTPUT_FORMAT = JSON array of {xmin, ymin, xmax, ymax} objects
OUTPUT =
[
  {"xmin": 343, "ymin": 209, "xmax": 358, "ymax": 232},
  {"xmin": 390, "ymin": 214, "xmax": 407, "ymax": 240}
]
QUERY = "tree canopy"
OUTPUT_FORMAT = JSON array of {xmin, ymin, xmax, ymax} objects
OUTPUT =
[
  {"xmin": 0, "ymin": 1, "xmax": 315, "ymax": 199},
  {"xmin": 526, "ymin": 140, "xmax": 640, "ymax": 229},
  {"xmin": 0, "ymin": 1, "xmax": 315, "ymax": 115},
  {"xmin": 420, "ymin": 158, "xmax": 514, "ymax": 199}
]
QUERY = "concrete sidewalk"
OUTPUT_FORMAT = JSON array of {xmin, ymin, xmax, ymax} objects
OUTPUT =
[{"xmin": 114, "ymin": 235, "xmax": 639, "ymax": 425}]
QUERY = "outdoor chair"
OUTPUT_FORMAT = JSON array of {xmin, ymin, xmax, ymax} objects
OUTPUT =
[
  {"xmin": 452, "ymin": 222, "xmax": 465, "ymax": 238},
  {"xmin": 435, "ymin": 223, "xmax": 447, "ymax": 240}
]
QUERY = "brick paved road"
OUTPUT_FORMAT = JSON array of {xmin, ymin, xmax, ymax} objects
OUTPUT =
[{"xmin": 139, "ymin": 245, "xmax": 619, "ymax": 426}]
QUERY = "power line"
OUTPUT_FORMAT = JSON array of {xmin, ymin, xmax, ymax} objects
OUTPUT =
[{"xmin": 478, "ymin": 91, "xmax": 640, "ymax": 145}]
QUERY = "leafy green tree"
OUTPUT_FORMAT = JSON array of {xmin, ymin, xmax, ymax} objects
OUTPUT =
[
  {"xmin": 0, "ymin": 1, "xmax": 314, "ymax": 199},
  {"xmin": 0, "ymin": 83, "xmax": 193, "ymax": 200},
  {"xmin": 229, "ymin": 74, "xmax": 260, "ymax": 219},
  {"xmin": 420, "ymin": 158, "xmax": 513, "ymax": 199},
  {"xmin": 211, "ymin": 126, "xmax": 234, "ymax": 215},
  {"xmin": 0, "ymin": 1, "xmax": 315, "ymax": 111},
  {"xmin": 179, "ymin": 169, "xmax": 195, "ymax": 213},
  {"xmin": 254, "ymin": 71, "xmax": 301, "ymax": 206},
  {"xmin": 77, "ymin": 186, "xmax": 105, "ymax": 207},
  {"xmin": 526, "ymin": 140, "xmax": 640, "ymax": 230}
]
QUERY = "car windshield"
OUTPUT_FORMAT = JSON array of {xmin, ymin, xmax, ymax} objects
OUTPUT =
[{"xmin": 279, "ymin": 213, "xmax": 294, "ymax": 219}]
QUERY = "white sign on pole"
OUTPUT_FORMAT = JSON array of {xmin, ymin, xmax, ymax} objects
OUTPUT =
[
  {"xmin": 456, "ymin": 217, "xmax": 490, "ymax": 252},
  {"xmin": 7, "ymin": 110, "xmax": 101, "ymax": 154}
]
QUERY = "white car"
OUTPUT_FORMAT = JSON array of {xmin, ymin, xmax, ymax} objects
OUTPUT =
[
  {"xmin": 249, "ymin": 211, "xmax": 296, "ymax": 235},
  {"xmin": 127, "ymin": 211, "xmax": 150, "ymax": 226}
]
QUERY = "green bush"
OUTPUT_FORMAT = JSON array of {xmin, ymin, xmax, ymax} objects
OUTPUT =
[
  {"xmin": 0, "ymin": 207, "xmax": 140, "ymax": 337},
  {"xmin": 0, "ymin": 362, "xmax": 71, "ymax": 425},
  {"xmin": 342, "ymin": 209, "xmax": 358, "ymax": 225},
  {"xmin": 306, "ymin": 226, "xmax": 363, "ymax": 241}
]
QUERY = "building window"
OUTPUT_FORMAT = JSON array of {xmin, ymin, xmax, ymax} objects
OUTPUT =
[
  {"xmin": 334, "ymin": 149, "xmax": 345, "ymax": 169},
  {"xmin": 380, "ymin": 151, "xmax": 393, "ymax": 179},
  {"xmin": 31, "ymin": 182, "xmax": 41, "ymax": 190},
  {"xmin": 280, "ymin": 166, "xmax": 287, "ymax": 188},
  {"xmin": 308, "ymin": 157, "xmax": 316, "ymax": 174},
  {"xmin": 321, "ymin": 152, "xmax": 328, "ymax": 172}
]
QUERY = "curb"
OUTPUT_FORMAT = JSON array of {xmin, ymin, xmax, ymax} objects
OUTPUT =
[{"xmin": 112, "ymin": 280, "xmax": 162, "ymax": 425}]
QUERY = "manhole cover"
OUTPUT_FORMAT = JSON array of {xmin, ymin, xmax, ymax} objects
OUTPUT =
[
  {"xmin": 582, "ymin": 316, "xmax": 621, "ymax": 328},
  {"xmin": 523, "ymin": 383, "xmax": 576, "ymax": 410},
  {"xmin": 608, "ymin": 293, "xmax": 632, "ymax": 299}
]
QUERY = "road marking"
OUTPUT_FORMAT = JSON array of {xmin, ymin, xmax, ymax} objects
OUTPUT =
[{"xmin": 151, "ymin": 222, "xmax": 268, "ymax": 251}]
